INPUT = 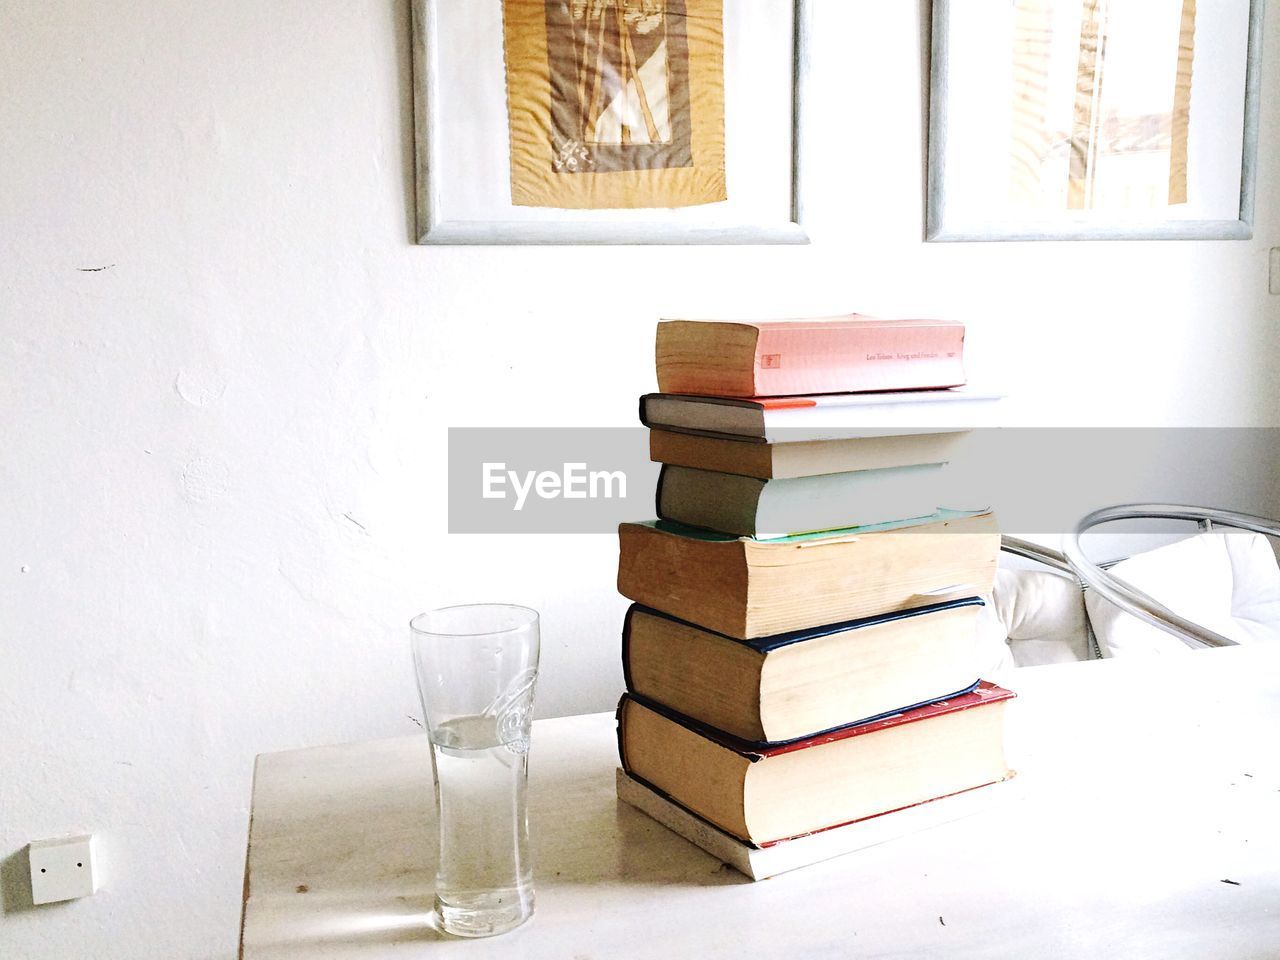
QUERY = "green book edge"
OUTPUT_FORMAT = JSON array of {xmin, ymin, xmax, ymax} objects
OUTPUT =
[{"xmin": 632, "ymin": 508, "xmax": 987, "ymax": 544}]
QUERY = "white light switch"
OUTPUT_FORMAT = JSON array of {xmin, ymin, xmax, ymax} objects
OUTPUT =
[
  {"xmin": 29, "ymin": 835, "xmax": 98, "ymax": 905},
  {"xmin": 1270, "ymin": 248, "xmax": 1280, "ymax": 295}
]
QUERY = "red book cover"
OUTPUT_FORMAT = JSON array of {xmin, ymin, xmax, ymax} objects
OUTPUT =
[{"xmin": 618, "ymin": 681, "xmax": 1015, "ymax": 758}]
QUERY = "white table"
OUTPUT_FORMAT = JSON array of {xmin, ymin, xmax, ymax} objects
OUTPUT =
[{"xmin": 240, "ymin": 646, "xmax": 1280, "ymax": 959}]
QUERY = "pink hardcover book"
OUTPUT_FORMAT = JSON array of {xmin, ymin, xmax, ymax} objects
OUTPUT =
[{"xmin": 656, "ymin": 316, "xmax": 966, "ymax": 398}]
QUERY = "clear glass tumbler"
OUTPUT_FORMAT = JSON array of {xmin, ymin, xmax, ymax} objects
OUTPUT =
[{"xmin": 409, "ymin": 604, "xmax": 540, "ymax": 938}]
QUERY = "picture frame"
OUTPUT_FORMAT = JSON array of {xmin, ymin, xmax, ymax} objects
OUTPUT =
[
  {"xmin": 411, "ymin": 0, "xmax": 811, "ymax": 245},
  {"xmin": 926, "ymin": 0, "xmax": 1265, "ymax": 242}
]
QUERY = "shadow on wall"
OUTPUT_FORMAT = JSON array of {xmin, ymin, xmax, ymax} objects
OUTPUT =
[
  {"xmin": 1, "ymin": 846, "xmax": 36, "ymax": 914},
  {"xmin": 1, "ymin": 846, "xmax": 83, "ymax": 917},
  {"xmin": 395, "ymin": 0, "xmax": 417, "ymax": 243}
]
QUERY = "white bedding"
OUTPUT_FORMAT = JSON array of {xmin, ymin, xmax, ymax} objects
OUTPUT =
[
  {"xmin": 975, "ymin": 568, "xmax": 1092, "ymax": 669},
  {"xmin": 1085, "ymin": 533, "xmax": 1280, "ymax": 656}
]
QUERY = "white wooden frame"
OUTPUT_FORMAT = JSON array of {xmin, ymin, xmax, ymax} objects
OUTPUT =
[
  {"xmin": 411, "ymin": 0, "xmax": 812, "ymax": 245},
  {"xmin": 926, "ymin": 0, "xmax": 1266, "ymax": 242}
]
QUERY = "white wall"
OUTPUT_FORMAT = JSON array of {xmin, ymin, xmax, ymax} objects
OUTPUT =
[{"xmin": 1, "ymin": 1, "xmax": 1277, "ymax": 957}]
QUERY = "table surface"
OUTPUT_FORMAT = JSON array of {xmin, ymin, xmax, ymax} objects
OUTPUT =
[{"xmin": 240, "ymin": 646, "xmax": 1280, "ymax": 959}]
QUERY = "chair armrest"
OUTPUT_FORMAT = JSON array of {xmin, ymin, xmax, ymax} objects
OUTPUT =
[{"xmin": 1062, "ymin": 504, "xmax": 1280, "ymax": 650}]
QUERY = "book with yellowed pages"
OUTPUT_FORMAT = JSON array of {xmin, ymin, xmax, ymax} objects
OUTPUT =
[
  {"xmin": 615, "ymin": 767, "xmax": 1011, "ymax": 881},
  {"xmin": 649, "ymin": 428, "xmax": 968, "ymax": 480},
  {"xmin": 614, "ymin": 686, "xmax": 1013, "ymax": 849},
  {"xmin": 616, "ymin": 511, "xmax": 1001, "ymax": 639},
  {"xmin": 617, "ymin": 683, "xmax": 1015, "ymax": 847},
  {"xmin": 623, "ymin": 598, "xmax": 987, "ymax": 743},
  {"xmin": 655, "ymin": 317, "xmax": 966, "ymax": 398}
]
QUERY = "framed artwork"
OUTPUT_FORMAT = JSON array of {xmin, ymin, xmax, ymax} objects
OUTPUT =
[
  {"xmin": 927, "ymin": 0, "xmax": 1265, "ymax": 241},
  {"xmin": 411, "ymin": 0, "xmax": 810, "ymax": 244}
]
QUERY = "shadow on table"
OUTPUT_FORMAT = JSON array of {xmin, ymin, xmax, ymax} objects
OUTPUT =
[
  {"xmin": 246, "ymin": 893, "xmax": 447, "ymax": 952},
  {"xmin": 242, "ymin": 742, "xmax": 749, "ymax": 956},
  {"xmin": 526, "ymin": 797, "xmax": 752, "ymax": 888}
]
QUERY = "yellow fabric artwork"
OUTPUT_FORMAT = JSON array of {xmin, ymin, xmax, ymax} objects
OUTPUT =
[
  {"xmin": 1008, "ymin": 0, "xmax": 1196, "ymax": 213},
  {"xmin": 502, "ymin": 0, "xmax": 727, "ymax": 210}
]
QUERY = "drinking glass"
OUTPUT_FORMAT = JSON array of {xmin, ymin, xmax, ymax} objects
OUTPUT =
[{"xmin": 409, "ymin": 604, "xmax": 540, "ymax": 938}]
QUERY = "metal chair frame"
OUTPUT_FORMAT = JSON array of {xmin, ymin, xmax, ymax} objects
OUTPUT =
[{"xmin": 1000, "ymin": 504, "xmax": 1280, "ymax": 654}]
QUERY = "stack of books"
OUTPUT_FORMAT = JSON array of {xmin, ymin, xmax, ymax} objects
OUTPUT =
[{"xmin": 614, "ymin": 315, "xmax": 1015, "ymax": 880}]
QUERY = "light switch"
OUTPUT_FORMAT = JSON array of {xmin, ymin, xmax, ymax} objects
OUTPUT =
[
  {"xmin": 29, "ymin": 835, "xmax": 98, "ymax": 905},
  {"xmin": 1271, "ymin": 248, "xmax": 1280, "ymax": 295}
]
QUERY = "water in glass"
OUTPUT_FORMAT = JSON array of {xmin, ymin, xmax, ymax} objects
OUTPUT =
[{"xmin": 429, "ymin": 714, "xmax": 533, "ymax": 937}]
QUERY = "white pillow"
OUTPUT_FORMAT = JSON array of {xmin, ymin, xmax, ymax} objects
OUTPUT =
[
  {"xmin": 975, "ymin": 568, "xmax": 1092, "ymax": 668},
  {"xmin": 1085, "ymin": 533, "xmax": 1280, "ymax": 656},
  {"xmin": 1224, "ymin": 533, "xmax": 1280, "ymax": 642}
]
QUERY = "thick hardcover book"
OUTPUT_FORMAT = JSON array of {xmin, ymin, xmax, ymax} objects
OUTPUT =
[
  {"xmin": 639, "ymin": 388, "xmax": 1002, "ymax": 443},
  {"xmin": 623, "ymin": 598, "xmax": 987, "ymax": 743},
  {"xmin": 616, "ymin": 768, "xmax": 1009, "ymax": 881},
  {"xmin": 648, "ymin": 428, "xmax": 967, "ymax": 480},
  {"xmin": 655, "ymin": 317, "xmax": 966, "ymax": 398},
  {"xmin": 655, "ymin": 462, "xmax": 947, "ymax": 539},
  {"xmin": 616, "ymin": 684, "xmax": 1015, "ymax": 846},
  {"xmin": 616, "ymin": 511, "xmax": 1001, "ymax": 639}
]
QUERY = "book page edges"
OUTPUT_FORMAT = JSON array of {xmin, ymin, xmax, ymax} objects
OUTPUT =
[{"xmin": 616, "ymin": 768, "xmax": 1009, "ymax": 881}]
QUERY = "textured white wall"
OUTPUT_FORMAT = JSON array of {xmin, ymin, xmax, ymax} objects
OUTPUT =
[{"xmin": 1, "ymin": 1, "xmax": 1277, "ymax": 957}]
